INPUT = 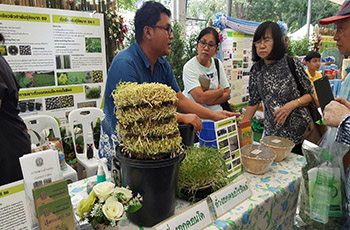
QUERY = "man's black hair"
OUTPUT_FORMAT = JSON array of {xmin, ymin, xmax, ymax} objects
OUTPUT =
[
  {"xmin": 305, "ymin": 51, "xmax": 321, "ymax": 62},
  {"xmin": 134, "ymin": 1, "xmax": 171, "ymax": 43}
]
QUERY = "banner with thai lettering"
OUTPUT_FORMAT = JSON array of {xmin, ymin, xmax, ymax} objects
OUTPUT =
[{"xmin": 0, "ymin": 4, "xmax": 107, "ymax": 124}]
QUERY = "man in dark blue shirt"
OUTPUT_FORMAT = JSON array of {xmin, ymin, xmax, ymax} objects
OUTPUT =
[{"xmin": 99, "ymin": 1, "xmax": 238, "ymax": 162}]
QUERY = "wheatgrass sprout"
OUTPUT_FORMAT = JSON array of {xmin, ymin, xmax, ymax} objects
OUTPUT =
[
  {"xmin": 112, "ymin": 82, "xmax": 178, "ymax": 108},
  {"xmin": 177, "ymin": 146, "xmax": 231, "ymax": 202},
  {"xmin": 114, "ymin": 82, "xmax": 182, "ymax": 159}
]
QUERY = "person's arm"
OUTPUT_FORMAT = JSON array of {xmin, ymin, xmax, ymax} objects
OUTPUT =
[
  {"xmin": 176, "ymin": 91, "xmax": 240, "ymax": 121},
  {"xmin": 175, "ymin": 113, "xmax": 202, "ymax": 132},
  {"xmin": 190, "ymin": 85, "xmax": 224, "ymax": 104},
  {"xmin": 324, "ymin": 98, "xmax": 350, "ymax": 145},
  {"xmin": 214, "ymin": 87, "xmax": 230, "ymax": 104},
  {"xmin": 273, "ymin": 94, "xmax": 312, "ymax": 126},
  {"xmin": 242, "ymin": 105, "xmax": 259, "ymax": 122}
]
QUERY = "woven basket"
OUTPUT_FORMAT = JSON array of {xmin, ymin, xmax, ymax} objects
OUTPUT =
[
  {"xmin": 241, "ymin": 144, "xmax": 276, "ymax": 175},
  {"xmin": 260, "ymin": 136, "xmax": 295, "ymax": 162}
]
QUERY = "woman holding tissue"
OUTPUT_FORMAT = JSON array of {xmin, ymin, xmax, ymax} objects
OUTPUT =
[
  {"xmin": 241, "ymin": 21, "xmax": 313, "ymax": 155},
  {"xmin": 0, "ymin": 33, "xmax": 31, "ymax": 186},
  {"xmin": 182, "ymin": 27, "xmax": 230, "ymax": 112}
]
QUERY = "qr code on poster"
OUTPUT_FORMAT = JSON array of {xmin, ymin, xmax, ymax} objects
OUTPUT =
[{"xmin": 19, "ymin": 45, "xmax": 31, "ymax": 55}]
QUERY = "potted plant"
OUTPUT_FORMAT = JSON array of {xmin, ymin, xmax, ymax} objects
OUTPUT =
[
  {"xmin": 177, "ymin": 145, "xmax": 231, "ymax": 202},
  {"xmin": 76, "ymin": 181, "xmax": 142, "ymax": 230},
  {"xmin": 112, "ymin": 82, "xmax": 184, "ymax": 227}
]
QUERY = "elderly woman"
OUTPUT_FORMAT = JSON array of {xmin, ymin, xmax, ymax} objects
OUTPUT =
[
  {"xmin": 242, "ymin": 21, "xmax": 313, "ymax": 154},
  {"xmin": 182, "ymin": 27, "xmax": 230, "ymax": 112}
]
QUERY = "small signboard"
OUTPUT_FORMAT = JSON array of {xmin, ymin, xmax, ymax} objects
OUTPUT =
[
  {"xmin": 214, "ymin": 116, "xmax": 242, "ymax": 178},
  {"xmin": 0, "ymin": 180, "xmax": 32, "ymax": 229},
  {"xmin": 208, "ymin": 177, "xmax": 251, "ymax": 217},
  {"xmin": 155, "ymin": 200, "xmax": 212, "ymax": 230}
]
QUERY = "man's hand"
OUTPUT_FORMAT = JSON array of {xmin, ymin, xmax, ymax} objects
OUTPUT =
[
  {"xmin": 176, "ymin": 113, "xmax": 202, "ymax": 132},
  {"xmin": 324, "ymin": 100, "xmax": 350, "ymax": 127},
  {"xmin": 211, "ymin": 111, "xmax": 241, "ymax": 121},
  {"xmin": 335, "ymin": 97, "xmax": 350, "ymax": 109}
]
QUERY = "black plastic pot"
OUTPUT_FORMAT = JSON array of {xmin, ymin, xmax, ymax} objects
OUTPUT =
[
  {"xmin": 35, "ymin": 102, "xmax": 42, "ymax": 111},
  {"xmin": 19, "ymin": 102, "xmax": 27, "ymax": 113},
  {"xmin": 28, "ymin": 102, "xmax": 34, "ymax": 111},
  {"xmin": 115, "ymin": 149, "xmax": 185, "ymax": 227},
  {"xmin": 178, "ymin": 123, "xmax": 194, "ymax": 147}
]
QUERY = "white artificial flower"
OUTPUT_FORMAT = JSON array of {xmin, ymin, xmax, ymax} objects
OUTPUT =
[
  {"xmin": 114, "ymin": 187, "xmax": 133, "ymax": 201},
  {"xmin": 102, "ymin": 196, "xmax": 124, "ymax": 221},
  {"xmin": 93, "ymin": 182, "xmax": 115, "ymax": 201}
]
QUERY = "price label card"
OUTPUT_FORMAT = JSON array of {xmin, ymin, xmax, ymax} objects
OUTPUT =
[
  {"xmin": 209, "ymin": 177, "xmax": 251, "ymax": 217},
  {"xmin": 155, "ymin": 200, "xmax": 212, "ymax": 230}
]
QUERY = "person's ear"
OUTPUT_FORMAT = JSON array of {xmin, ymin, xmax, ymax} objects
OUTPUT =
[{"xmin": 144, "ymin": 26, "xmax": 153, "ymax": 40}]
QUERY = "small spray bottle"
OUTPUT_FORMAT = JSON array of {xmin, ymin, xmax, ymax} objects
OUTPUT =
[{"xmin": 97, "ymin": 158, "xmax": 111, "ymax": 184}]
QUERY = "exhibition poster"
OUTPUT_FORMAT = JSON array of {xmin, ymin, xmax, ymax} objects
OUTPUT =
[{"xmin": 0, "ymin": 4, "xmax": 107, "ymax": 124}]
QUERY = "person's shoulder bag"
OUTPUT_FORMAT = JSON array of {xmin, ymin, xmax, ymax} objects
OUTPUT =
[
  {"xmin": 286, "ymin": 56, "xmax": 327, "ymax": 144},
  {"xmin": 214, "ymin": 58, "xmax": 232, "ymax": 112}
]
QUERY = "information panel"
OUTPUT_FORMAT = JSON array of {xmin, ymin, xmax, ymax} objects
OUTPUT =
[{"xmin": 0, "ymin": 4, "xmax": 107, "ymax": 123}]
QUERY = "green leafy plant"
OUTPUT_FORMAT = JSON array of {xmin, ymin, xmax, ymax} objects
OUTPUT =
[
  {"xmin": 289, "ymin": 35, "xmax": 309, "ymax": 56},
  {"xmin": 166, "ymin": 21, "xmax": 186, "ymax": 91},
  {"xmin": 177, "ymin": 146, "xmax": 231, "ymax": 202}
]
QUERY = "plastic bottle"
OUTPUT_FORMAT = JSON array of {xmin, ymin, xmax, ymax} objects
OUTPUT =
[
  {"xmin": 57, "ymin": 148, "xmax": 67, "ymax": 171},
  {"xmin": 97, "ymin": 164, "xmax": 106, "ymax": 184},
  {"xmin": 96, "ymin": 158, "xmax": 110, "ymax": 184}
]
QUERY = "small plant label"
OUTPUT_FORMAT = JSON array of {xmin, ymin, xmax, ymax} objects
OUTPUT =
[
  {"xmin": 214, "ymin": 116, "xmax": 243, "ymax": 179},
  {"xmin": 208, "ymin": 177, "xmax": 251, "ymax": 217},
  {"xmin": 154, "ymin": 200, "xmax": 212, "ymax": 230}
]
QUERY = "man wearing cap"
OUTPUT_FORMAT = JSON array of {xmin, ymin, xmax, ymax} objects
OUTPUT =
[{"xmin": 320, "ymin": 0, "xmax": 350, "ymax": 145}]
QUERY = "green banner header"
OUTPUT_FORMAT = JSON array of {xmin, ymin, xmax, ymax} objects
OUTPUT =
[
  {"xmin": 0, "ymin": 183, "xmax": 25, "ymax": 198},
  {"xmin": 19, "ymin": 86, "xmax": 84, "ymax": 99},
  {"xmin": 0, "ymin": 11, "xmax": 50, "ymax": 22},
  {"xmin": 52, "ymin": 15, "xmax": 100, "ymax": 26}
]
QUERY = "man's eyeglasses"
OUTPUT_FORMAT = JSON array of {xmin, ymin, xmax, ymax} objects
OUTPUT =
[
  {"xmin": 151, "ymin": 25, "xmax": 173, "ymax": 36},
  {"xmin": 253, "ymin": 38, "xmax": 272, "ymax": 47},
  {"xmin": 198, "ymin": 40, "xmax": 217, "ymax": 50}
]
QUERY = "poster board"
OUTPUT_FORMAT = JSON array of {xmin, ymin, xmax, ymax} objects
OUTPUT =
[
  {"xmin": 0, "ymin": 5, "xmax": 107, "ymax": 124},
  {"xmin": 214, "ymin": 117, "xmax": 242, "ymax": 179},
  {"xmin": 0, "ymin": 180, "xmax": 32, "ymax": 230},
  {"xmin": 221, "ymin": 29, "xmax": 253, "ymax": 106}
]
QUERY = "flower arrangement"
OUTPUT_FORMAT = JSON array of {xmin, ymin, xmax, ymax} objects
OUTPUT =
[
  {"xmin": 76, "ymin": 182, "xmax": 142, "ymax": 229},
  {"xmin": 310, "ymin": 33, "xmax": 322, "ymax": 53},
  {"xmin": 106, "ymin": 8, "xmax": 128, "ymax": 54}
]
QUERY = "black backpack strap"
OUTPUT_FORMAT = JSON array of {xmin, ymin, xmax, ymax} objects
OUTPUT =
[
  {"xmin": 214, "ymin": 58, "xmax": 220, "ymax": 81},
  {"xmin": 287, "ymin": 56, "xmax": 305, "ymax": 95}
]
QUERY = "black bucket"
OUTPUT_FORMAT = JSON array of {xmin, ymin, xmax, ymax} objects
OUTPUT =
[
  {"xmin": 115, "ymin": 150, "xmax": 185, "ymax": 227},
  {"xmin": 178, "ymin": 123, "xmax": 194, "ymax": 147}
]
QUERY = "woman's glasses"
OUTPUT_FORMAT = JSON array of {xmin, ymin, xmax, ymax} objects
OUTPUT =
[
  {"xmin": 253, "ymin": 38, "xmax": 272, "ymax": 47},
  {"xmin": 198, "ymin": 39, "xmax": 217, "ymax": 50}
]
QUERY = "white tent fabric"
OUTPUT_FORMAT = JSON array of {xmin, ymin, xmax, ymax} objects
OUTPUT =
[{"xmin": 289, "ymin": 24, "xmax": 314, "ymax": 41}]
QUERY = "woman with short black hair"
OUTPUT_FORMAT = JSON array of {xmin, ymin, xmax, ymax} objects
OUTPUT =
[{"xmin": 242, "ymin": 21, "xmax": 313, "ymax": 154}]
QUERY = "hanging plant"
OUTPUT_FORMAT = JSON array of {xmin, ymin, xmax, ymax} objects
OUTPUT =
[{"xmin": 106, "ymin": 8, "xmax": 128, "ymax": 54}]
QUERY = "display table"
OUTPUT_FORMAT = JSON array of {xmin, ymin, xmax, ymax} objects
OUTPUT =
[{"xmin": 68, "ymin": 153, "xmax": 304, "ymax": 230}]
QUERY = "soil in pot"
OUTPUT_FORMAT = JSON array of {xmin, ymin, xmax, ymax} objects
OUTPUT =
[{"xmin": 178, "ymin": 185, "xmax": 214, "ymax": 202}]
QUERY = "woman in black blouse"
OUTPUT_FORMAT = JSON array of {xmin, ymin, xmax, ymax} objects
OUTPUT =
[
  {"xmin": 0, "ymin": 33, "xmax": 31, "ymax": 186},
  {"xmin": 242, "ymin": 21, "xmax": 313, "ymax": 154}
]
